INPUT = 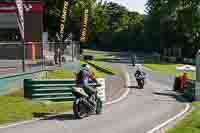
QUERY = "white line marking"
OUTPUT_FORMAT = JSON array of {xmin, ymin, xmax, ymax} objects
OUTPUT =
[
  {"xmin": 0, "ymin": 111, "xmax": 71, "ymax": 129},
  {"xmin": 104, "ymin": 87, "xmax": 130, "ymax": 105},
  {"xmin": 104, "ymin": 72, "xmax": 130, "ymax": 105},
  {"xmin": 0, "ymin": 119, "xmax": 39, "ymax": 129},
  {"xmin": 146, "ymin": 103, "xmax": 190, "ymax": 133}
]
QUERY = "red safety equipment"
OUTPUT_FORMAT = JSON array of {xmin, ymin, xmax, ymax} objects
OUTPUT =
[{"xmin": 180, "ymin": 73, "xmax": 188, "ymax": 92}]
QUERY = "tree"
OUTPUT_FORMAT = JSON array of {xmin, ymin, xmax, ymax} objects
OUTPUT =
[
  {"xmin": 145, "ymin": 0, "xmax": 198, "ymax": 56},
  {"xmin": 87, "ymin": 1, "xmax": 146, "ymax": 51},
  {"xmin": 71, "ymin": 0, "xmax": 96, "ymax": 16},
  {"xmin": 43, "ymin": 0, "xmax": 97, "ymax": 39}
]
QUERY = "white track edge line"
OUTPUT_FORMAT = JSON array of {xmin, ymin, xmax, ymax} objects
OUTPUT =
[
  {"xmin": 146, "ymin": 103, "xmax": 190, "ymax": 133},
  {"xmin": 104, "ymin": 72, "xmax": 130, "ymax": 105}
]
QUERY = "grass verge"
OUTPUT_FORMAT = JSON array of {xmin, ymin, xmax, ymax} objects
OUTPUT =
[
  {"xmin": 81, "ymin": 60, "xmax": 119, "ymax": 77},
  {"xmin": 83, "ymin": 49, "xmax": 107, "ymax": 53},
  {"xmin": 0, "ymin": 96, "xmax": 72, "ymax": 125},
  {"xmin": 46, "ymin": 62, "xmax": 116, "ymax": 79},
  {"xmin": 94, "ymin": 55, "xmax": 115, "ymax": 60},
  {"xmin": 167, "ymin": 102, "xmax": 200, "ymax": 133},
  {"xmin": 144, "ymin": 64, "xmax": 195, "ymax": 80},
  {"xmin": 46, "ymin": 69, "xmax": 75, "ymax": 79}
]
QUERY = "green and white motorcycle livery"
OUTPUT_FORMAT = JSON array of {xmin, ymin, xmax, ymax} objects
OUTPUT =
[{"xmin": 72, "ymin": 85, "xmax": 103, "ymax": 119}]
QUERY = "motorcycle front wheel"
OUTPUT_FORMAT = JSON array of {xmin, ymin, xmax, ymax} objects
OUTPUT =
[
  {"xmin": 139, "ymin": 79, "xmax": 144, "ymax": 89},
  {"xmin": 73, "ymin": 99, "xmax": 88, "ymax": 119},
  {"xmin": 96, "ymin": 98, "xmax": 103, "ymax": 114}
]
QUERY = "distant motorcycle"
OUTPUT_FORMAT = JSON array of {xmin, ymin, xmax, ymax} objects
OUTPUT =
[
  {"xmin": 135, "ymin": 73, "xmax": 146, "ymax": 89},
  {"xmin": 131, "ymin": 55, "xmax": 137, "ymax": 67},
  {"xmin": 72, "ymin": 84, "xmax": 102, "ymax": 119}
]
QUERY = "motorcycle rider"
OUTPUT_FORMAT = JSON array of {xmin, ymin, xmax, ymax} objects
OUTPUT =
[
  {"xmin": 76, "ymin": 64, "xmax": 99, "ymax": 111},
  {"xmin": 131, "ymin": 54, "xmax": 137, "ymax": 66},
  {"xmin": 134, "ymin": 66, "xmax": 146, "ymax": 86}
]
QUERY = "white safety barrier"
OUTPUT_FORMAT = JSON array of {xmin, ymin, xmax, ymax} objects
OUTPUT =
[{"xmin": 96, "ymin": 78, "xmax": 106, "ymax": 102}]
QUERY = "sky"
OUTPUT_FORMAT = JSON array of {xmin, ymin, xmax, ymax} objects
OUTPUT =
[{"xmin": 104, "ymin": 0, "xmax": 148, "ymax": 14}]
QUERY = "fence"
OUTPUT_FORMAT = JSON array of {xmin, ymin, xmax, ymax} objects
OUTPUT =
[{"xmin": 0, "ymin": 41, "xmax": 80, "ymax": 76}]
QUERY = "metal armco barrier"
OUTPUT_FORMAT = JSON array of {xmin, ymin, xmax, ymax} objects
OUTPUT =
[
  {"xmin": 24, "ymin": 78, "xmax": 106, "ymax": 102},
  {"xmin": 0, "ymin": 70, "xmax": 48, "ymax": 96}
]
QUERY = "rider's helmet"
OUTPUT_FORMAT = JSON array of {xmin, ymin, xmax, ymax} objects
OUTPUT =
[
  {"xmin": 136, "ymin": 65, "xmax": 142, "ymax": 71},
  {"xmin": 81, "ymin": 64, "xmax": 91, "ymax": 71}
]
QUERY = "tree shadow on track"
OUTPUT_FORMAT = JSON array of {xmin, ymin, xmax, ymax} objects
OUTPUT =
[
  {"xmin": 153, "ymin": 92, "xmax": 188, "ymax": 103},
  {"xmin": 44, "ymin": 114, "xmax": 76, "ymax": 121},
  {"xmin": 33, "ymin": 113, "xmax": 76, "ymax": 121},
  {"xmin": 33, "ymin": 113, "xmax": 54, "ymax": 118},
  {"xmin": 85, "ymin": 61, "xmax": 115, "ymax": 75},
  {"xmin": 128, "ymin": 86, "xmax": 140, "ymax": 89}
]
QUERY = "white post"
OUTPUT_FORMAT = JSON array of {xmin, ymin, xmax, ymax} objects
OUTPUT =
[{"xmin": 97, "ymin": 78, "xmax": 106, "ymax": 102}]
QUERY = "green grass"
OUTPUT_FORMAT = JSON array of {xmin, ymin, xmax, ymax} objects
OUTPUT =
[
  {"xmin": 81, "ymin": 60, "xmax": 119, "ymax": 77},
  {"xmin": 144, "ymin": 64, "xmax": 195, "ymax": 80},
  {"xmin": 89, "ymin": 63, "xmax": 105, "ymax": 78},
  {"xmin": 80, "ymin": 61, "xmax": 106, "ymax": 77},
  {"xmin": 90, "ymin": 60, "xmax": 118, "ymax": 75},
  {"xmin": 47, "ymin": 60, "xmax": 118, "ymax": 79},
  {"xmin": 82, "ymin": 49, "xmax": 121, "ymax": 77},
  {"xmin": 0, "ymin": 96, "xmax": 72, "ymax": 125},
  {"xmin": 167, "ymin": 102, "xmax": 200, "ymax": 133},
  {"xmin": 47, "ymin": 69, "xmax": 75, "ymax": 79},
  {"xmin": 47, "ymin": 54, "xmax": 118, "ymax": 79},
  {"xmin": 83, "ymin": 49, "xmax": 107, "ymax": 53},
  {"xmin": 94, "ymin": 55, "xmax": 115, "ymax": 60}
]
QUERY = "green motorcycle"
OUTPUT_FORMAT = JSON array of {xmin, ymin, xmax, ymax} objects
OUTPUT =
[{"xmin": 72, "ymin": 84, "xmax": 103, "ymax": 119}]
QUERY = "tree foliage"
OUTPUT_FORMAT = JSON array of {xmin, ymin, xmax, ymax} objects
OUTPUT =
[
  {"xmin": 145, "ymin": 0, "xmax": 200, "ymax": 56},
  {"xmin": 44, "ymin": 0, "xmax": 96, "ymax": 40},
  {"xmin": 41, "ymin": 0, "xmax": 200, "ymax": 54},
  {"xmin": 87, "ymin": 1, "xmax": 145, "ymax": 50}
]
